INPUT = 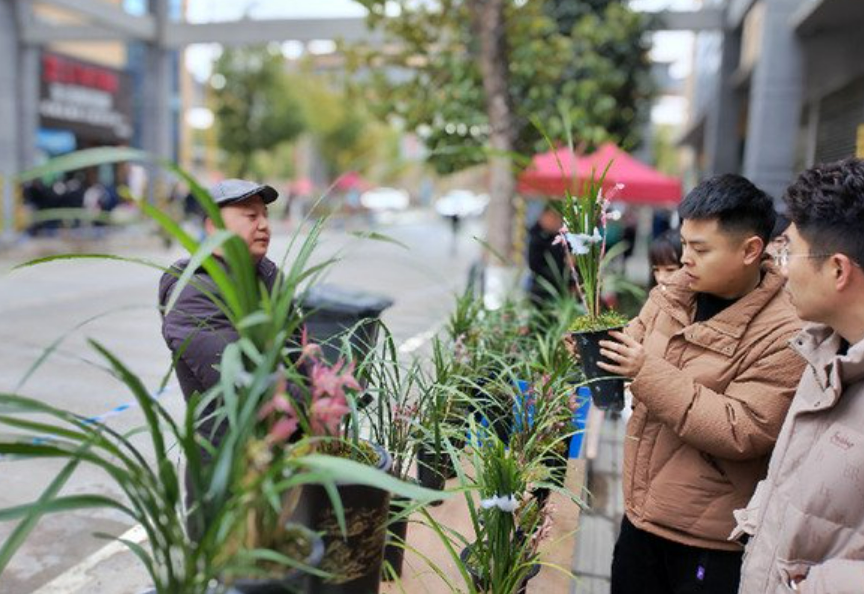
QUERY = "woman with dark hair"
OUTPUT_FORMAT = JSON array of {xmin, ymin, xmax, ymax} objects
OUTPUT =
[
  {"xmin": 648, "ymin": 230, "xmax": 682, "ymax": 289},
  {"xmin": 766, "ymin": 212, "xmax": 790, "ymax": 260}
]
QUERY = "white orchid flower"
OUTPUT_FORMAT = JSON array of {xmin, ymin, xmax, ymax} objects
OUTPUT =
[
  {"xmin": 480, "ymin": 496, "xmax": 497, "ymax": 509},
  {"xmin": 495, "ymin": 494, "xmax": 518, "ymax": 512},
  {"xmin": 565, "ymin": 227, "xmax": 603, "ymax": 255},
  {"xmin": 480, "ymin": 494, "xmax": 518, "ymax": 513}
]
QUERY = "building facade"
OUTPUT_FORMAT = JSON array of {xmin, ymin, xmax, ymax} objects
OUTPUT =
[{"xmin": 681, "ymin": 0, "xmax": 864, "ymax": 199}]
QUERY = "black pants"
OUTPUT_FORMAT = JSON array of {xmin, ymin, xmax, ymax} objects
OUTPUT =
[{"xmin": 610, "ymin": 516, "xmax": 743, "ymax": 594}]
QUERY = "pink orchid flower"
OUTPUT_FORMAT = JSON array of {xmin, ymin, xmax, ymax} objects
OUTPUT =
[
  {"xmin": 298, "ymin": 325, "xmax": 323, "ymax": 364},
  {"xmin": 269, "ymin": 416, "xmax": 300, "ymax": 443},
  {"xmin": 310, "ymin": 360, "xmax": 361, "ymax": 402},
  {"xmin": 311, "ymin": 395, "xmax": 351, "ymax": 436},
  {"xmin": 307, "ymin": 359, "xmax": 362, "ymax": 436},
  {"xmin": 259, "ymin": 392, "xmax": 300, "ymax": 443}
]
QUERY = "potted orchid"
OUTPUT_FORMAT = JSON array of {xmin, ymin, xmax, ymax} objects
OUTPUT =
[
  {"xmin": 451, "ymin": 430, "xmax": 546, "ymax": 594},
  {"xmin": 352, "ymin": 325, "xmax": 429, "ymax": 580},
  {"xmin": 256, "ymin": 327, "xmax": 395, "ymax": 594},
  {"xmin": 553, "ymin": 163, "xmax": 629, "ymax": 410},
  {"xmin": 0, "ymin": 147, "xmax": 440, "ymax": 594}
]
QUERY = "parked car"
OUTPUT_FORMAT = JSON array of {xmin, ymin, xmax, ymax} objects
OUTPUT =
[
  {"xmin": 435, "ymin": 189, "xmax": 489, "ymax": 218},
  {"xmin": 359, "ymin": 187, "xmax": 410, "ymax": 211}
]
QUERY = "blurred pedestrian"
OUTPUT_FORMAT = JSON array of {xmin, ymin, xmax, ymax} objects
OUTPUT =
[
  {"xmin": 598, "ymin": 174, "xmax": 805, "ymax": 594},
  {"xmin": 735, "ymin": 158, "xmax": 864, "ymax": 593},
  {"xmin": 527, "ymin": 204, "xmax": 572, "ymax": 306},
  {"xmin": 648, "ymin": 229, "xmax": 682, "ymax": 289}
]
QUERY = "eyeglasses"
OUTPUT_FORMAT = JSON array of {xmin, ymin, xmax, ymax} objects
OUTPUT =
[{"xmin": 774, "ymin": 244, "xmax": 861, "ymax": 269}]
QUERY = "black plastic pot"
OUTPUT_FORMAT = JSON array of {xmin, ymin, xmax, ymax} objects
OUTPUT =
[
  {"xmin": 416, "ymin": 445, "xmax": 447, "ymax": 501},
  {"xmin": 228, "ymin": 525, "xmax": 325, "ymax": 593},
  {"xmin": 292, "ymin": 442, "xmax": 393, "ymax": 594},
  {"xmin": 571, "ymin": 327, "xmax": 625, "ymax": 412},
  {"xmin": 381, "ymin": 495, "xmax": 410, "ymax": 581},
  {"xmin": 458, "ymin": 544, "xmax": 541, "ymax": 594}
]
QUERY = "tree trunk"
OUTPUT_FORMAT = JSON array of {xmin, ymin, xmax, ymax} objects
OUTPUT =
[{"xmin": 469, "ymin": 0, "xmax": 516, "ymax": 265}]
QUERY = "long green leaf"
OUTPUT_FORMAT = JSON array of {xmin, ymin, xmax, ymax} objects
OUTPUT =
[
  {"xmin": 16, "ymin": 147, "xmax": 151, "ymax": 182},
  {"xmin": 0, "ymin": 457, "xmax": 82, "ymax": 574},
  {"xmin": 0, "ymin": 495, "xmax": 135, "ymax": 522},
  {"xmin": 297, "ymin": 455, "xmax": 448, "ymax": 503}
]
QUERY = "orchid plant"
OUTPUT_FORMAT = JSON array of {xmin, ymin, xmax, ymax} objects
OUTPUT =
[
  {"xmin": 552, "ymin": 162, "xmax": 629, "ymax": 331},
  {"xmin": 353, "ymin": 324, "xmax": 426, "ymax": 481},
  {"xmin": 423, "ymin": 429, "xmax": 553, "ymax": 594},
  {"xmin": 256, "ymin": 326, "xmax": 373, "ymax": 464},
  {"xmin": 0, "ymin": 148, "xmax": 439, "ymax": 592}
]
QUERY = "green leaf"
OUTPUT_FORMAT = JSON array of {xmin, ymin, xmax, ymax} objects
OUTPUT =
[
  {"xmin": 297, "ymin": 455, "xmax": 448, "ymax": 503},
  {"xmin": 16, "ymin": 147, "xmax": 151, "ymax": 183},
  {"xmin": 349, "ymin": 231, "xmax": 410, "ymax": 250},
  {"xmin": 0, "ymin": 457, "xmax": 82, "ymax": 574}
]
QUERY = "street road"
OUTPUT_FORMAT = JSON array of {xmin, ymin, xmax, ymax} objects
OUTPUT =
[{"xmin": 0, "ymin": 210, "xmax": 486, "ymax": 593}]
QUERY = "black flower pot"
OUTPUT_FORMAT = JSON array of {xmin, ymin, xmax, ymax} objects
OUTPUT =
[
  {"xmin": 220, "ymin": 525, "xmax": 325, "ymax": 594},
  {"xmin": 292, "ymin": 442, "xmax": 393, "ymax": 594},
  {"xmin": 416, "ymin": 445, "xmax": 447, "ymax": 500},
  {"xmin": 381, "ymin": 495, "xmax": 410, "ymax": 581},
  {"xmin": 571, "ymin": 327, "xmax": 625, "ymax": 412},
  {"xmin": 458, "ymin": 544, "xmax": 541, "ymax": 594}
]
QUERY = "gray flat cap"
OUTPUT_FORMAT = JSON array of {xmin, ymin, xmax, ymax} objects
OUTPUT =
[{"xmin": 209, "ymin": 179, "xmax": 278, "ymax": 206}]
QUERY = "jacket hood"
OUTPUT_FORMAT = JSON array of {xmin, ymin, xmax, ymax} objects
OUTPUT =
[{"xmin": 793, "ymin": 324, "xmax": 864, "ymax": 393}]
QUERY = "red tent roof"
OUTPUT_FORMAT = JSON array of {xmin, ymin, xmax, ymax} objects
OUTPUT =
[
  {"xmin": 333, "ymin": 171, "xmax": 369, "ymax": 192},
  {"xmin": 518, "ymin": 142, "xmax": 682, "ymax": 205}
]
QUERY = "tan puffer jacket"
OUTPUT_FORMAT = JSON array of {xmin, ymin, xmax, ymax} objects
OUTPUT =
[{"xmin": 623, "ymin": 264, "xmax": 804, "ymax": 550}]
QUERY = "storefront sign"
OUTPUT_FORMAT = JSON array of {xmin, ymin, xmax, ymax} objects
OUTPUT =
[{"xmin": 39, "ymin": 51, "xmax": 133, "ymax": 144}]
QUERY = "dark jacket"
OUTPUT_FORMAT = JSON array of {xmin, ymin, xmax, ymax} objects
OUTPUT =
[
  {"xmin": 527, "ymin": 222, "xmax": 571, "ymax": 305},
  {"xmin": 158, "ymin": 256, "xmax": 279, "ymax": 437}
]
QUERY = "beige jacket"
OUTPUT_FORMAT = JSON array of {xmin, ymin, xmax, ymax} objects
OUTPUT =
[
  {"xmin": 623, "ymin": 265, "xmax": 804, "ymax": 550},
  {"xmin": 735, "ymin": 325, "xmax": 864, "ymax": 593}
]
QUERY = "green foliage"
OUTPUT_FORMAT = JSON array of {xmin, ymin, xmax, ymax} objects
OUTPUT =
[
  {"xmin": 287, "ymin": 71, "xmax": 398, "ymax": 177},
  {"xmin": 212, "ymin": 45, "xmax": 306, "ymax": 178},
  {"xmin": 350, "ymin": 0, "xmax": 654, "ymax": 174},
  {"xmin": 1, "ymin": 148, "xmax": 443, "ymax": 592}
]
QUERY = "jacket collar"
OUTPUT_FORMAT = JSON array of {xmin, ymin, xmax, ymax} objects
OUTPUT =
[
  {"xmin": 651, "ymin": 264, "xmax": 787, "ymax": 356},
  {"xmin": 792, "ymin": 324, "xmax": 864, "ymax": 400}
]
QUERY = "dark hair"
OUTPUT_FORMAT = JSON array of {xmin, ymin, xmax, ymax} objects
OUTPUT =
[
  {"xmin": 770, "ymin": 212, "xmax": 790, "ymax": 240},
  {"xmin": 783, "ymin": 158, "xmax": 864, "ymax": 266},
  {"xmin": 649, "ymin": 230, "xmax": 682, "ymax": 267},
  {"xmin": 678, "ymin": 174, "xmax": 775, "ymax": 245}
]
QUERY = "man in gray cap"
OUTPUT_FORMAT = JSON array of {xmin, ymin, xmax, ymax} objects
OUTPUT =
[{"xmin": 158, "ymin": 179, "xmax": 280, "ymax": 443}]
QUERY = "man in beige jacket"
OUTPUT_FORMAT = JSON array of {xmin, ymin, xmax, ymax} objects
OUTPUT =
[
  {"xmin": 598, "ymin": 174, "xmax": 805, "ymax": 593},
  {"xmin": 734, "ymin": 158, "xmax": 864, "ymax": 594}
]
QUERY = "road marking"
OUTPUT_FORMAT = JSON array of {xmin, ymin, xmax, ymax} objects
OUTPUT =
[
  {"xmin": 397, "ymin": 327, "xmax": 438, "ymax": 354},
  {"xmin": 31, "ymin": 524, "xmax": 148, "ymax": 594}
]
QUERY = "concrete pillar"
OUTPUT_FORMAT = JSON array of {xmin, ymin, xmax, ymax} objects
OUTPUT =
[
  {"xmin": 18, "ymin": 44, "xmax": 39, "ymax": 172},
  {"xmin": 704, "ymin": 30, "xmax": 743, "ymax": 177},
  {"xmin": 741, "ymin": 0, "xmax": 803, "ymax": 199},
  {"xmin": 0, "ymin": 0, "xmax": 20, "ymax": 238},
  {"xmin": 143, "ymin": 0, "xmax": 172, "ymax": 202}
]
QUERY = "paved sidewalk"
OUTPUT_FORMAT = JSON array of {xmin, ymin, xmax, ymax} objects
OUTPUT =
[{"xmin": 572, "ymin": 413, "xmax": 626, "ymax": 593}]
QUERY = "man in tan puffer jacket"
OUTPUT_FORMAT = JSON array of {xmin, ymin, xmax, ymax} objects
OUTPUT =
[
  {"xmin": 598, "ymin": 174, "xmax": 805, "ymax": 593},
  {"xmin": 734, "ymin": 158, "xmax": 864, "ymax": 593}
]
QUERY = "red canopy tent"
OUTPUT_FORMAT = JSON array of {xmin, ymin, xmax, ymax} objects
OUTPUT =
[
  {"xmin": 333, "ymin": 171, "xmax": 370, "ymax": 192},
  {"xmin": 517, "ymin": 142, "xmax": 682, "ymax": 205}
]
